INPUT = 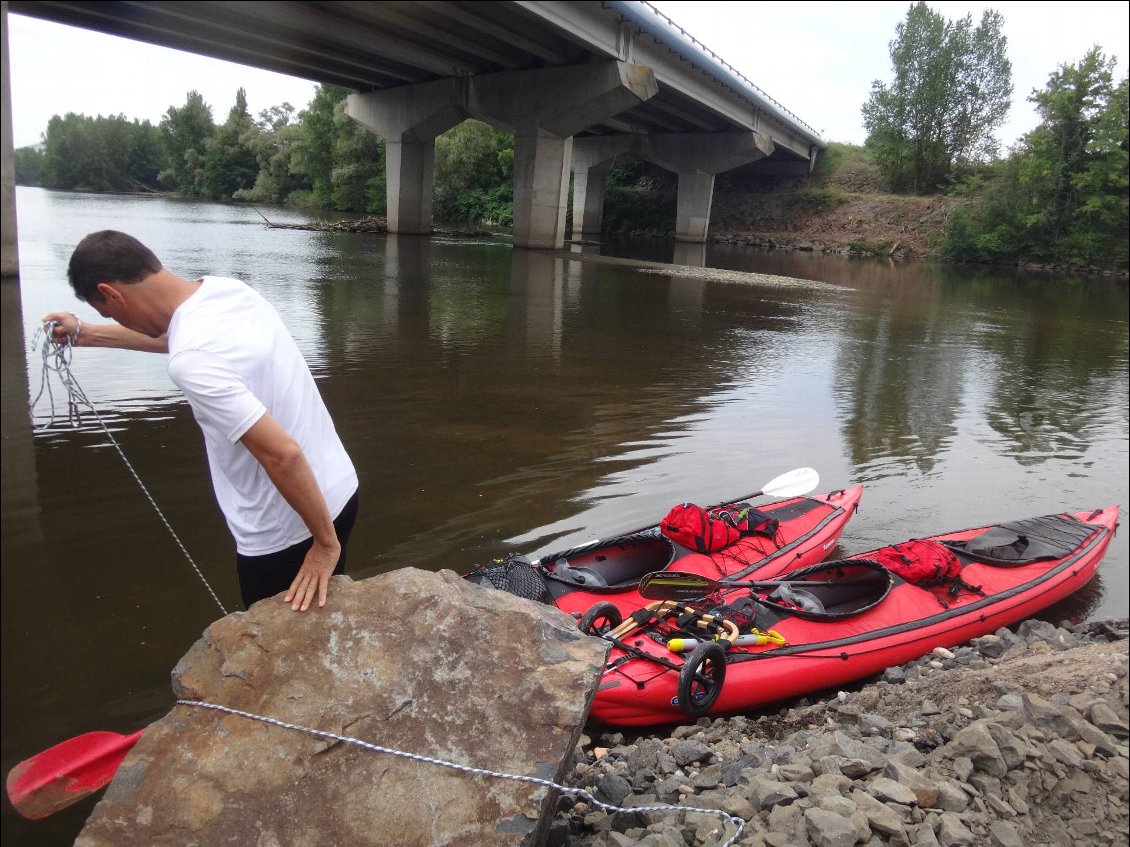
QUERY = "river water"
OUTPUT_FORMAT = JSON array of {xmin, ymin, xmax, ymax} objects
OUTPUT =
[{"xmin": 2, "ymin": 187, "xmax": 1127, "ymax": 843}]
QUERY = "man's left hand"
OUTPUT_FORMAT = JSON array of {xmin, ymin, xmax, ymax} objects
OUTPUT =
[{"xmin": 284, "ymin": 539, "xmax": 341, "ymax": 612}]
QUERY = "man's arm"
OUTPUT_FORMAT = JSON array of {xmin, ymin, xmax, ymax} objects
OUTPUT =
[
  {"xmin": 239, "ymin": 413, "xmax": 341, "ymax": 612},
  {"xmin": 41, "ymin": 312, "xmax": 168, "ymax": 353}
]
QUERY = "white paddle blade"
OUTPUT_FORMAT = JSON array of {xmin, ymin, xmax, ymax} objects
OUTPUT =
[{"xmin": 759, "ymin": 467, "xmax": 819, "ymax": 498}]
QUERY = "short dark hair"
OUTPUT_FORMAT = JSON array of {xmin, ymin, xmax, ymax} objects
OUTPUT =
[{"xmin": 67, "ymin": 231, "xmax": 163, "ymax": 303}]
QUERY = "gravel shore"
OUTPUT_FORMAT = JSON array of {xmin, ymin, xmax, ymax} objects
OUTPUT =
[{"xmin": 555, "ymin": 618, "xmax": 1130, "ymax": 847}]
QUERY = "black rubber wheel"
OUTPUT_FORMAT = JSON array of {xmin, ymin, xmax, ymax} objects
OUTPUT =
[
  {"xmin": 579, "ymin": 602, "xmax": 622, "ymax": 636},
  {"xmin": 677, "ymin": 641, "xmax": 727, "ymax": 717}
]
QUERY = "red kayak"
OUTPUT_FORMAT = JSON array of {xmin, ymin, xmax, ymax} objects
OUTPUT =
[
  {"xmin": 590, "ymin": 504, "xmax": 1120, "ymax": 727},
  {"xmin": 465, "ymin": 470, "xmax": 862, "ymax": 628}
]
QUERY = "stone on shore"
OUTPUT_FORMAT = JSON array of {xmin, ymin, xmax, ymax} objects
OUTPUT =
[
  {"xmin": 557, "ymin": 619, "xmax": 1129, "ymax": 847},
  {"xmin": 76, "ymin": 569, "xmax": 609, "ymax": 847}
]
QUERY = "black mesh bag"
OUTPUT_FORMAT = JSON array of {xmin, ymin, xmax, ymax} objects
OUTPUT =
[{"xmin": 464, "ymin": 554, "xmax": 552, "ymax": 604}]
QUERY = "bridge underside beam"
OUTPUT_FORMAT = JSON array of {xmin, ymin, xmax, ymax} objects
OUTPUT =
[
  {"xmin": 572, "ymin": 132, "xmax": 776, "ymax": 243},
  {"xmin": 346, "ymin": 60, "xmax": 657, "ymax": 248}
]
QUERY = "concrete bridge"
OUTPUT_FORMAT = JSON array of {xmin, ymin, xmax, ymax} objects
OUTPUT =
[{"xmin": 2, "ymin": 0, "xmax": 825, "ymax": 273}]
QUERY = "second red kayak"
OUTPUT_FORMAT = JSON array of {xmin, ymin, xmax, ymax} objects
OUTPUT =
[{"xmin": 466, "ymin": 478, "xmax": 863, "ymax": 624}]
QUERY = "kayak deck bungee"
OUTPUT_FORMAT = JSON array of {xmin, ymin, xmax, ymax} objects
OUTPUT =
[
  {"xmin": 466, "ymin": 484, "xmax": 863, "ymax": 623},
  {"xmin": 589, "ymin": 505, "xmax": 1120, "ymax": 727}
]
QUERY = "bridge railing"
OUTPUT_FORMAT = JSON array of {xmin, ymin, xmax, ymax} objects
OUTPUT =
[{"xmin": 619, "ymin": 1, "xmax": 824, "ymax": 144}]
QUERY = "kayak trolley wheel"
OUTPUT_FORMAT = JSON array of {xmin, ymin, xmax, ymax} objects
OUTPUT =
[
  {"xmin": 677, "ymin": 641, "xmax": 726, "ymax": 717},
  {"xmin": 579, "ymin": 602, "xmax": 622, "ymax": 636}
]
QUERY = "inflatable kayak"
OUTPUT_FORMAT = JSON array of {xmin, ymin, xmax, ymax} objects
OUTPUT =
[
  {"xmin": 465, "ymin": 470, "xmax": 862, "ymax": 626},
  {"xmin": 589, "ymin": 504, "xmax": 1120, "ymax": 727}
]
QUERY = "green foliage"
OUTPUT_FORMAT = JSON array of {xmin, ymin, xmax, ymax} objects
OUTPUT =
[
  {"xmin": 40, "ymin": 113, "xmax": 166, "ymax": 192},
  {"xmin": 286, "ymin": 85, "xmax": 386, "ymax": 212},
  {"xmin": 159, "ymin": 91, "xmax": 215, "ymax": 195},
  {"xmin": 449, "ymin": 183, "xmax": 514, "ymax": 225},
  {"xmin": 289, "ymin": 85, "xmax": 349, "ymax": 205},
  {"xmin": 863, "ymin": 2, "xmax": 1012, "ymax": 193},
  {"xmin": 201, "ymin": 89, "xmax": 260, "ymax": 200},
  {"xmin": 433, "ymin": 120, "xmax": 514, "ymax": 223},
  {"xmin": 792, "ymin": 189, "xmax": 847, "ymax": 212},
  {"xmin": 233, "ymin": 106, "xmax": 309, "ymax": 204},
  {"xmin": 13, "ymin": 146, "xmax": 44, "ymax": 186},
  {"xmin": 330, "ymin": 113, "xmax": 386, "ymax": 213},
  {"xmin": 942, "ymin": 48, "xmax": 1128, "ymax": 269},
  {"xmin": 846, "ymin": 241, "xmax": 892, "ymax": 256},
  {"xmin": 606, "ymin": 161, "xmax": 645, "ymax": 189},
  {"xmin": 602, "ymin": 163, "xmax": 677, "ymax": 233}
]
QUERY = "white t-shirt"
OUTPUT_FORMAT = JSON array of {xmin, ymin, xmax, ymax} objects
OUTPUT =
[{"xmin": 167, "ymin": 276, "xmax": 358, "ymax": 555}]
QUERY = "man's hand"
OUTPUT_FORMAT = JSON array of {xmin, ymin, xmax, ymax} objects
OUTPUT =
[
  {"xmin": 284, "ymin": 539, "xmax": 342, "ymax": 612},
  {"xmin": 41, "ymin": 312, "xmax": 82, "ymax": 345}
]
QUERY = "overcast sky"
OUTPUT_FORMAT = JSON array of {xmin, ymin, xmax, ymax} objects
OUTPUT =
[{"xmin": 7, "ymin": 2, "xmax": 1129, "ymax": 150}]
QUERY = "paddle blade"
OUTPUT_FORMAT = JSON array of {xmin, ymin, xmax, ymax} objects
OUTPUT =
[
  {"xmin": 638, "ymin": 571, "xmax": 721, "ymax": 601},
  {"xmin": 6, "ymin": 730, "xmax": 142, "ymax": 820},
  {"xmin": 758, "ymin": 467, "xmax": 819, "ymax": 499}
]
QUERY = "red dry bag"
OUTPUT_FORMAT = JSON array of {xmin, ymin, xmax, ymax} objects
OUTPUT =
[{"xmin": 660, "ymin": 503, "xmax": 742, "ymax": 553}]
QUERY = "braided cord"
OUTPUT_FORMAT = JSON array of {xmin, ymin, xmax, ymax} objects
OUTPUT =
[{"xmin": 177, "ymin": 699, "xmax": 745, "ymax": 847}]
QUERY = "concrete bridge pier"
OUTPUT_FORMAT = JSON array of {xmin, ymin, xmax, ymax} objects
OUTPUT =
[
  {"xmin": 639, "ymin": 132, "xmax": 776, "ymax": 243},
  {"xmin": 345, "ymin": 80, "xmax": 466, "ymax": 236},
  {"xmin": 347, "ymin": 61, "xmax": 657, "ymax": 250},
  {"xmin": 2, "ymin": 1, "xmax": 19, "ymax": 278},
  {"xmin": 509, "ymin": 129, "xmax": 573, "ymax": 251},
  {"xmin": 469, "ymin": 61, "xmax": 656, "ymax": 250},
  {"xmin": 570, "ymin": 136, "xmax": 634, "ymax": 240}
]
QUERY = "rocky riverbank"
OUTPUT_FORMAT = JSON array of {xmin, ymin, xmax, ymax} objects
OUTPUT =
[{"xmin": 554, "ymin": 618, "xmax": 1130, "ymax": 847}]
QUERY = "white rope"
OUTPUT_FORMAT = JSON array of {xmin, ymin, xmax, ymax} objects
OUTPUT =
[
  {"xmin": 29, "ymin": 323, "xmax": 229, "ymax": 615},
  {"xmin": 177, "ymin": 699, "xmax": 746, "ymax": 847}
]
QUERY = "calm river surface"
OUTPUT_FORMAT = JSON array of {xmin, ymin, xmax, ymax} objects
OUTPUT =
[{"xmin": 3, "ymin": 187, "xmax": 1127, "ymax": 843}]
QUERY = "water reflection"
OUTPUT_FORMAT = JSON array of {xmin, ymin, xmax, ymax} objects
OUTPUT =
[{"xmin": 833, "ymin": 270, "xmax": 964, "ymax": 478}]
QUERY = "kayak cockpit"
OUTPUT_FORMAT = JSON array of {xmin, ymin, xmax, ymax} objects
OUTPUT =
[{"xmin": 541, "ymin": 532, "xmax": 678, "ymax": 597}]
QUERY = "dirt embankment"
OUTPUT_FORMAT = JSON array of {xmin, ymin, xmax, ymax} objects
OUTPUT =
[
  {"xmin": 709, "ymin": 191, "xmax": 960, "ymax": 259},
  {"xmin": 704, "ymin": 145, "xmax": 963, "ymax": 260}
]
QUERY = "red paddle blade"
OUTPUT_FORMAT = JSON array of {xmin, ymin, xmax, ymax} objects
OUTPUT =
[{"xmin": 6, "ymin": 730, "xmax": 143, "ymax": 820}]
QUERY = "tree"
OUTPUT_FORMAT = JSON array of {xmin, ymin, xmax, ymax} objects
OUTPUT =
[
  {"xmin": 159, "ymin": 91, "xmax": 215, "ymax": 195},
  {"xmin": 41, "ymin": 114, "xmax": 93, "ymax": 189},
  {"xmin": 862, "ymin": 2, "xmax": 1012, "ymax": 193},
  {"xmin": 942, "ymin": 47, "xmax": 1128, "ymax": 269},
  {"xmin": 125, "ymin": 119, "xmax": 166, "ymax": 187},
  {"xmin": 1023, "ymin": 48, "xmax": 1128, "ymax": 261},
  {"xmin": 37, "ymin": 113, "xmax": 166, "ymax": 192},
  {"xmin": 291, "ymin": 85, "xmax": 385, "ymax": 212},
  {"xmin": 234, "ymin": 103, "xmax": 309, "ymax": 204},
  {"xmin": 13, "ymin": 145, "xmax": 44, "ymax": 186},
  {"xmin": 290, "ymin": 85, "xmax": 349, "ymax": 206},
  {"xmin": 433, "ymin": 120, "xmax": 514, "ymax": 223},
  {"xmin": 201, "ymin": 88, "xmax": 261, "ymax": 200}
]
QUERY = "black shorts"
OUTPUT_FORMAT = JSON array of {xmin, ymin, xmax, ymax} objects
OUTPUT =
[{"xmin": 235, "ymin": 490, "xmax": 359, "ymax": 609}]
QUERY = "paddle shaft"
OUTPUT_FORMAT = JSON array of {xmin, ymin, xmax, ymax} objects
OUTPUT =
[{"xmin": 637, "ymin": 573, "xmax": 807, "ymax": 600}]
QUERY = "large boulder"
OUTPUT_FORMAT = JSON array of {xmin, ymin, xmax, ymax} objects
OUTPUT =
[{"xmin": 77, "ymin": 568, "xmax": 609, "ymax": 846}]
